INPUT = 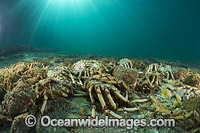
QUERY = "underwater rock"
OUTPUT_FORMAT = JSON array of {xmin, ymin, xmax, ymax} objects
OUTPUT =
[{"xmin": 0, "ymin": 45, "xmax": 51, "ymax": 57}]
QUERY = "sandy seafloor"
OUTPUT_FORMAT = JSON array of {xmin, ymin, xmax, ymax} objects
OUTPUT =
[{"xmin": 0, "ymin": 51, "xmax": 200, "ymax": 133}]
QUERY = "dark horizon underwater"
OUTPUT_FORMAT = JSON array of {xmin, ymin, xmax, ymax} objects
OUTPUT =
[{"xmin": 0, "ymin": 0, "xmax": 200, "ymax": 61}]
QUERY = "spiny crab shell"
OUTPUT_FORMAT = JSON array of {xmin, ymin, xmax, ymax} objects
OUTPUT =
[
  {"xmin": 71, "ymin": 59, "xmax": 108, "ymax": 77},
  {"xmin": 72, "ymin": 60, "xmax": 99, "ymax": 72},
  {"xmin": 72, "ymin": 60, "xmax": 87, "ymax": 72},
  {"xmin": 113, "ymin": 66, "xmax": 138, "ymax": 93},
  {"xmin": 2, "ymin": 83, "xmax": 36, "ymax": 118}
]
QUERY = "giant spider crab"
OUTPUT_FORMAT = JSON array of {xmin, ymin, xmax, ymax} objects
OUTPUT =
[
  {"xmin": 35, "ymin": 78, "xmax": 74, "ymax": 115},
  {"xmin": 71, "ymin": 59, "xmax": 108, "ymax": 79},
  {"xmin": 83, "ymin": 74, "xmax": 144, "ymax": 119},
  {"xmin": 0, "ymin": 66, "xmax": 76, "ymax": 133},
  {"xmin": 79, "ymin": 59, "xmax": 148, "ymax": 119},
  {"xmin": 136, "ymin": 64, "xmax": 162, "ymax": 94},
  {"xmin": 0, "ymin": 60, "xmax": 48, "ymax": 92},
  {"xmin": 1, "ymin": 76, "xmax": 37, "ymax": 133}
]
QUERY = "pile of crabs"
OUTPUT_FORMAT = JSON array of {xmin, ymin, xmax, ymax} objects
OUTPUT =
[{"xmin": 0, "ymin": 57, "xmax": 200, "ymax": 132}]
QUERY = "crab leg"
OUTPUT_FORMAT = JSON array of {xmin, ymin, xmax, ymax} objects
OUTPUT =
[
  {"xmin": 170, "ymin": 111, "xmax": 193, "ymax": 120},
  {"xmin": 95, "ymin": 87, "xmax": 106, "ymax": 109},
  {"xmin": 90, "ymin": 68, "xmax": 94, "ymax": 76},
  {"xmin": 62, "ymin": 70, "xmax": 75, "ymax": 84},
  {"xmin": 41, "ymin": 94, "xmax": 48, "ymax": 115},
  {"xmin": 78, "ymin": 78, "xmax": 83, "ymax": 86},
  {"xmin": 151, "ymin": 74, "xmax": 156, "ymax": 85},
  {"xmin": 129, "ymin": 99, "xmax": 149, "ymax": 104},
  {"xmin": 119, "ymin": 81, "xmax": 129, "ymax": 90},
  {"xmin": 110, "ymin": 87, "xmax": 129, "ymax": 103},
  {"xmin": 89, "ymin": 86, "xmax": 95, "ymax": 103},
  {"xmin": 99, "ymin": 65, "xmax": 103, "ymax": 75},
  {"xmin": 117, "ymin": 107, "xmax": 139, "ymax": 112},
  {"xmin": 125, "ymin": 90, "xmax": 128, "ymax": 100},
  {"xmin": 185, "ymin": 86, "xmax": 198, "ymax": 94},
  {"xmin": 86, "ymin": 71, "xmax": 90, "ymax": 77},
  {"xmin": 104, "ymin": 88, "xmax": 117, "ymax": 110},
  {"xmin": 74, "ymin": 93, "xmax": 87, "ymax": 97},
  {"xmin": 154, "ymin": 76, "xmax": 158, "ymax": 86},
  {"xmin": 69, "ymin": 74, "xmax": 75, "ymax": 84},
  {"xmin": 74, "ymin": 90, "xmax": 87, "ymax": 95},
  {"xmin": 158, "ymin": 77, "xmax": 161, "ymax": 86},
  {"xmin": 91, "ymin": 105, "xmax": 97, "ymax": 118},
  {"xmin": 154, "ymin": 104, "xmax": 172, "ymax": 115},
  {"xmin": 168, "ymin": 71, "xmax": 175, "ymax": 80},
  {"xmin": 10, "ymin": 113, "xmax": 29, "ymax": 133},
  {"xmin": 106, "ymin": 81, "xmax": 118, "ymax": 84},
  {"xmin": 146, "ymin": 75, "xmax": 152, "ymax": 86},
  {"xmin": 60, "ymin": 91, "xmax": 69, "ymax": 97},
  {"xmin": 105, "ymin": 110, "xmax": 122, "ymax": 119}
]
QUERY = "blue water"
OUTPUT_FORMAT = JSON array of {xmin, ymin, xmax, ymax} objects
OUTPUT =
[{"xmin": 0, "ymin": 0, "xmax": 200, "ymax": 61}]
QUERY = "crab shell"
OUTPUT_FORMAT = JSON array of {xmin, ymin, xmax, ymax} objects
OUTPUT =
[
  {"xmin": 71, "ymin": 60, "xmax": 108, "ymax": 77},
  {"xmin": 2, "ymin": 84, "xmax": 36, "ymax": 118}
]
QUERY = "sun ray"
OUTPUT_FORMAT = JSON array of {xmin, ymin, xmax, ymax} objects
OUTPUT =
[{"xmin": 30, "ymin": 0, "xmax": 52, "ymax": 44}]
